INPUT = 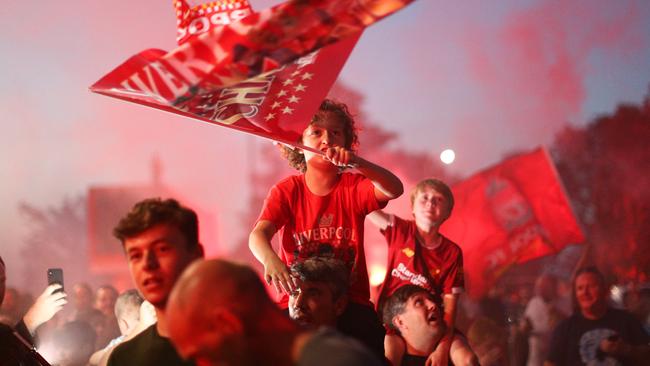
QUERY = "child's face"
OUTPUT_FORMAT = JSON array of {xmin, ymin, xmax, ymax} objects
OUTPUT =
[
  {"xmin": 301, "ymin": 112, "xmax": 347, "ymax": 165},
  {"xmin": 412, "ymin": 186, "xmax": 450, "ymax": 227}
]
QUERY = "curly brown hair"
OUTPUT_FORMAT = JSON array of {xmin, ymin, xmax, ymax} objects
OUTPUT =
[{"xmin": 280, "ymin": 99, "xmax": 359, "ymax": 172}]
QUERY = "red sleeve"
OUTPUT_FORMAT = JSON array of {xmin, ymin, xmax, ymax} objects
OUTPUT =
[
  {"xmin": 381, "ymin": 214, "xmax": 407, "ymax": 249},
  {"xmin": 257, "ymin": 181, "xmax": 291, "ymax": 230},
  {"xmin": 442, "ymin": 243, "xmax": 465, "ymax": 295}
]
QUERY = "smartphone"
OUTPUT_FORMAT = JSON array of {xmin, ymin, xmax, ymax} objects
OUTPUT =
[{"xmin": 47, "ymin": 268, "xmax": 64, "ymax": 293}]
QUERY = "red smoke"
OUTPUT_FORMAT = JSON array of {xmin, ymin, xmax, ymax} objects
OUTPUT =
[{"xmin": 459, "ymin": 0, "xmax": 643, "ymax": 158}]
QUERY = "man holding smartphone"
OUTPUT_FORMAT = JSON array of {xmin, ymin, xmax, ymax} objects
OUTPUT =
[
  {"xmin": 106, "ymin": 198, "xmax": 204, "ymax": 366},
  {"xmin": 1, "ymin": 256, "xmax": 67, "ymax": 365}
]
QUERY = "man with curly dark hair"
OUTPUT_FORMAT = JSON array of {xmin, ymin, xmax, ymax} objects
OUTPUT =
[{"xmin": 249, "ymin": 99, "xmax": 403, "ymax": 360}]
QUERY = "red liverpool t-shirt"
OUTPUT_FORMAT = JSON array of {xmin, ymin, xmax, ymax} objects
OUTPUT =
[
  {"xmin": 376, "ymin": 215, "xmax": 464, "ymax": 307},
  {"xmin": 258, "ymin": 172, "xmax": 385, "ymax": 307}
]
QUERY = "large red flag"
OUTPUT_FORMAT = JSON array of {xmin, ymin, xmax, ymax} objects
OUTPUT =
[
  {"xmin": 440, "ymin": 148, "xmax": 584, "ymax": 299},
  {"xmin": 91, "ymin": 0, "xmax": 415, "ymax": 150}
]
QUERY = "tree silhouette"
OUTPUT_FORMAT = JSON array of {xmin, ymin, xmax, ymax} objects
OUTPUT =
[
  {"xmin": 551, "ymin": 93, "xmax": 650, "ymax": 282},
  {"xmin": 18, "ymin": 196, "xmax": 89, "ymax": 294}
]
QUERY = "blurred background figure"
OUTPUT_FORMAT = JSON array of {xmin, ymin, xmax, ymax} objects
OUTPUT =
[
  {"xmin": 94, "ymin": 285, "xmax": 119, "ymax": 317},
  {"xmin": 508, "ymin": 316, "xmax": 531, "ymax": 366},
  {"xmin": 621, "ymin": 284, "xmax": 650, "ymax": 335},
  {"xmin": 93, "ymin": 285, "xmax": 121, "ymax": 350},
  {"xmin": 523, "ymin": 273, "xmax": 566, "ymax": 366},
  {"xmin": 68, "ymin": 283, "xmax": 102, "ymax": 324},
  {"xmin": 467, "ymin": 316, "xmax": 509, "ymax": 366},
  {"xmin": 545, "ymin": 266, "xmax": 650, "ymax": 366},
  {"xmin": 90, "ymin": 290, "xmax": 157, "ymax": 366},
  {"xmin": 50, "ymin": 320, "xmax": 97, "ymax": 366}
]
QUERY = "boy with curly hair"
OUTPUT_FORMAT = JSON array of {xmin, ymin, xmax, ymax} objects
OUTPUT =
[{"xmin": 249, "ymin": 99, "xmax": 403, "ymax": 359}]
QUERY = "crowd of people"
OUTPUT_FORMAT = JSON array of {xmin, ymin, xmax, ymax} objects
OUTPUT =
[{"xmin": 2, "ymin": 99, "xmax": 649, "ymax": 365}]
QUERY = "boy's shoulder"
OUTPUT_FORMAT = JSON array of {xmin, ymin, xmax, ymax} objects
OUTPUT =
[
  {"xmin": 440, "ymin": 234, "xmax": 463, "ymax": 253},
  {"xmin": 274, "ymin": 174, "xmax": 305, "ymax": 189}
]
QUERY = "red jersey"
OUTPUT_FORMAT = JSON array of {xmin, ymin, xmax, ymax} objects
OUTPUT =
[
  {"xmin": 258, "ymin": 172, "xmax": 385, "ymax": 307},
  {"xmin": 376, "ymin": 215, "xmax": 464, "ymax": 307}
]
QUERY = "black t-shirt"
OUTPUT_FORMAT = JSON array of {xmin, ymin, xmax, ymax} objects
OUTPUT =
[
  {"xmin": 107, "ymin": 324, "xmax": 194, "ymax": 366},
  {"xmin": 546, "ymin": 307, "xmax": 649, "ymax": 366}
]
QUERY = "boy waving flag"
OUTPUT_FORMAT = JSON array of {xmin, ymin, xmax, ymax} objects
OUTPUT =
[{"xmin": 91, "ymin": 0, "xmax": 415, "ymax": 151}]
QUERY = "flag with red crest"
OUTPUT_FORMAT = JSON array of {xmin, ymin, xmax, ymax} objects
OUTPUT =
[
  {"xmin": 440, "ymin": 148, "xmax": 584, "ymax": 299},
  {"xmin": 91, "ymin": 0, "xmax": 415, "ymax": 149}
]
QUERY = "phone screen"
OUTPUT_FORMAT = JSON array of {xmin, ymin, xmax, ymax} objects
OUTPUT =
[{"xmin": 47, "ymin": 268, "xmax": 64, "ymax": 293}]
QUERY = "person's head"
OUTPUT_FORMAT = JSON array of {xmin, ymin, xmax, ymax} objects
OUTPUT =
[
  {"xmin": 573, "ymin": 266, "xmax": 608, "ymax": 316},
  {"xmin": 167, "ymin": 259, "xmax": 276, "ymax": 366},
  {"xmin": 280, "ymin": 99, "xmax": 358, "ymax": 173},
  {"xmin": 71, "ymin": 283, "xmax": 93, "ymax": 311},
  {"xmin": 535, "ymin": 273, "xmax": 557, "ymax": 302},
  {"xmin": 113, "ymin": 198, "xmax": 204, "ymax": 309},
  {"xmin": 288, "ymin": 257, "xmax": 349, "ymax": 327},
  {"xmin": 95, "ymin": 284, "xmax": 119, "ymax": 316},
  {"xmin": 382, "ymin": 285, "xmax": 445, "ymax": 342},
  {"xmin": 410, "ymin": 178, "xmax": 454, "ymax": 228},
  {"xmin": 114, "ymin": 289, "xmax": 143, "ymax": 335}
]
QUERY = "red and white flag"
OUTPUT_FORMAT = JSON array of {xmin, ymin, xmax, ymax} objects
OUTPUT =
[
  {"xmin": 440, "ymin": 148, "xmax": 584, "ymax": 299},
  {"xmin": 91, "ymin": 0, "xmax": 415, "ymax": 149}
]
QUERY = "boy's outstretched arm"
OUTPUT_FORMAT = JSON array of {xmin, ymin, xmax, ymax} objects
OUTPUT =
[
  {"xmin": 249, "ymin": 220, "xmax": 295, "ymax": 294},
  {"xmin": 324, "ymin": 147, "xmax": 403, "ymax": 201},
  {"xmin": 367, "ymin": 210, "xmax": 392, "ymax": 231}
]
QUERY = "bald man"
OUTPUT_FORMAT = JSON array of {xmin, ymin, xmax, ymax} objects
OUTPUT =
[{"xmin": 167, "ymin": 259, "xmax": 382, "ymax": 366}]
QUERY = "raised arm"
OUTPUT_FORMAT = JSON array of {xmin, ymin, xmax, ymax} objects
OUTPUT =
[
  {"xmin": 354, "ymin": 156, "xmax": 404, "ymax": 202},
  {"xmin": 367, "ymin": 210, "xmax": 392, "ymax": 231},
  {"xmin": 248, "ymin": 220, "xmax": 295, "ymax": 294},
  {"xmin": 23, "ymin": 284, "xmax": 67, "ymax": 334},
  {"xmin": 322, "ymin": 147, "xmax": 403, "ymax": 202}
]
